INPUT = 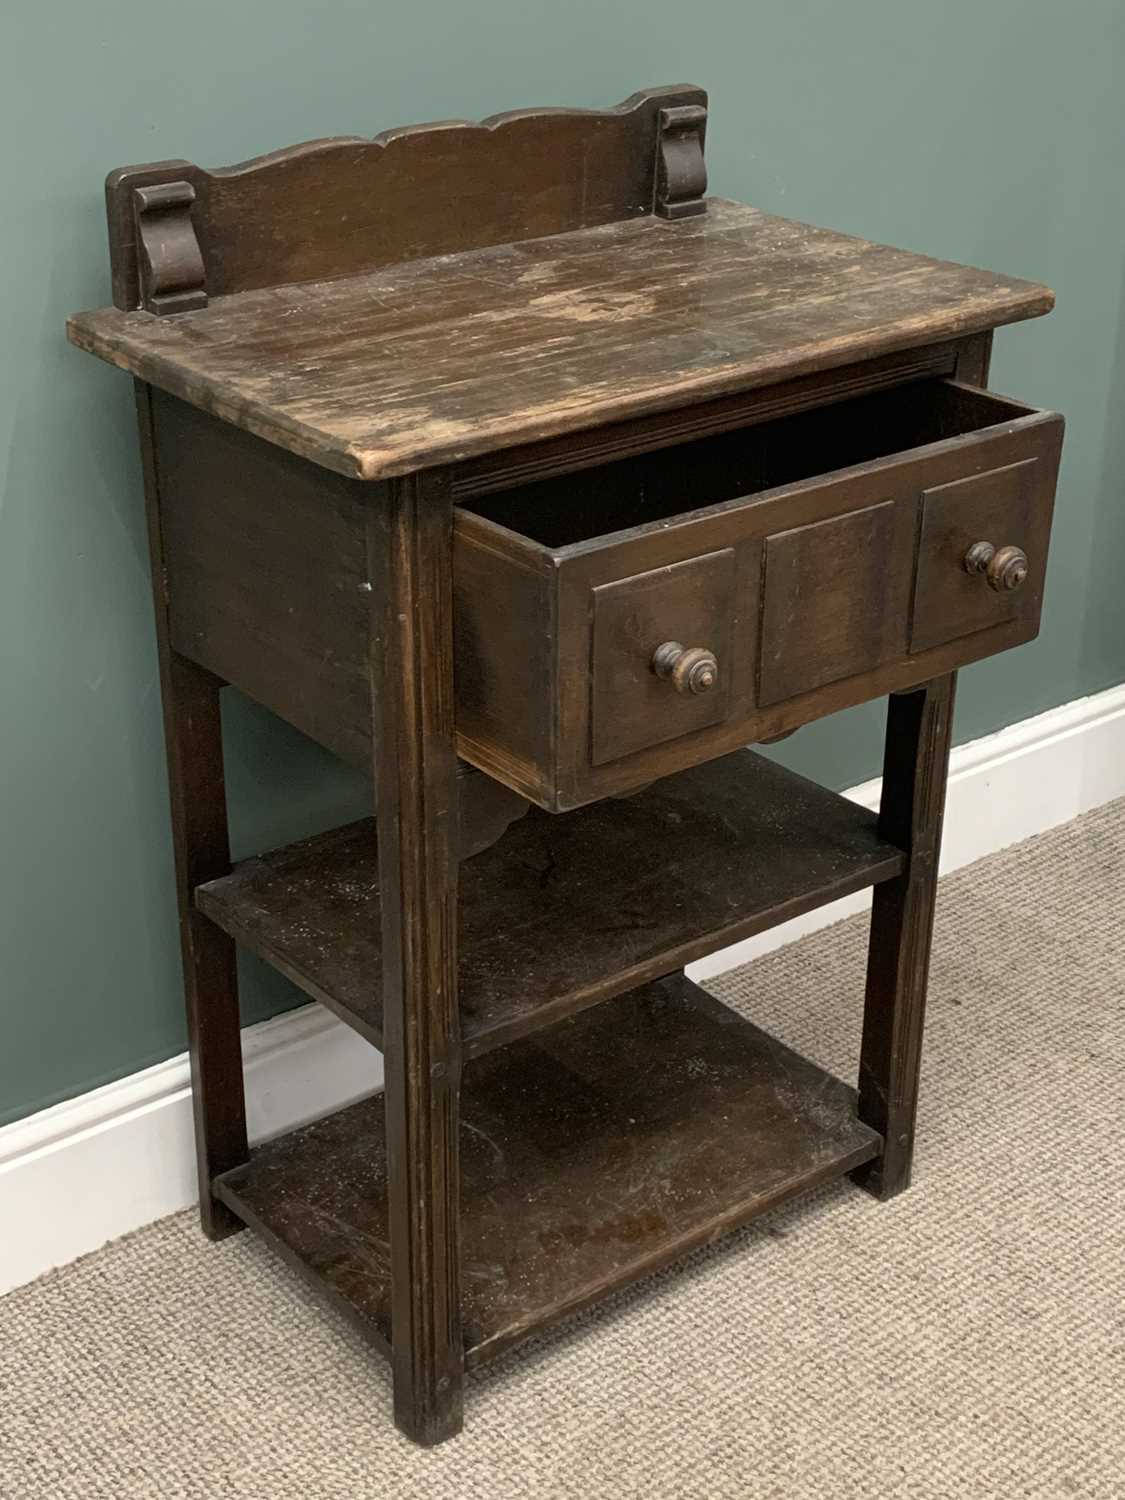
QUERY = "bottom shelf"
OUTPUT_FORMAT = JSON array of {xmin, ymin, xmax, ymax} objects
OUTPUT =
[{"xmin": 215, "ymin": 975, "xmax": 881, "ymax": 1367}]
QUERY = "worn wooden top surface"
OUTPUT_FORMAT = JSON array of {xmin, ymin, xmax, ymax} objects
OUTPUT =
[{"xmin": 68, "ymin": 198, "xmax": 1054, "ymax": 480}]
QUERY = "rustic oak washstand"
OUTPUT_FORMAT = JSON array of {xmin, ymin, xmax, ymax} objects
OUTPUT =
[{"xmin": 68, "ymin": 86, "xmax": 1063, "ymax": 1446}]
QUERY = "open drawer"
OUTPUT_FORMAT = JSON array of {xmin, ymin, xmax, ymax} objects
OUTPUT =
[{"xmin": 454, "ymin": 380, "xmax": 1064, "ymax": 811}]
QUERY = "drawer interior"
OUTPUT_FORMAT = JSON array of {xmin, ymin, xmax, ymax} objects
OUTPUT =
[{"xmin": 460, "ymin": 380, "xmax": 1028, "ymax": 548}]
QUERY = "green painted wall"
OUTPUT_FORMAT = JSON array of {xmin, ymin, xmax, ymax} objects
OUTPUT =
[{"xmin": 3, "ymin": 1, "xmax": 1123, "ymax": 1127}]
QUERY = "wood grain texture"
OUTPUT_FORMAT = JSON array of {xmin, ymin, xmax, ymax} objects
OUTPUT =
[
  {"xmin": 195, "ymin": 750, "xmax": 906, "ymax": 1056},
  {"xmin": 853, "ymin": 676, "xmax": 957, "ymax": 1200},
  {"xmin": 154, "ymin": 388, "xmax": 376, "ymax": 763},
  {"xmin": 366, "ymin": 472, "xmax": 464, "ymax": 1443},
  {"xmin": 854, "ymin": 340, "xmax": 992, "ymax": 1205},
  {"xmin": 134, "ymin": 381, "xmax": 248, "ymax": 1238},
  {"xmin": 132, "ymin": 181, "xmax": 208, "ymax": 314},
  {"xmin": 103, "ymin": 86, "xmax": 706, "ymax": 311},
  {"xmin": 911, "ymin": 453, "xmax": 1059, "ymax": 654},
  {"xmin": 68, "ymin": 94, "xmax": 1064, "ymax": 1452},
  {"xmin": 952, "ymin": 331, "xmax": 994, "ymax": 386},
  {"xmin": 146, "ymin": 371, "xmax": 1059, "ymax": 815},
  {"xmin": 451, "ymin": 341, "xmax": 969, "ymax": 499},
  {"xmin": 457, "ymin": 379, "xmax": 1062, "ymax": 808},
  {"xmin": 758, "ymin": 500, "xmax": 915, "ymax": 706},
  {"xmin": 68, "ymin": 200, "xmax": 1054, "ymax": 481},
  {"xmin": 214, "ymin": 974, "xmax": 881, "ymax": 1368},
  {"xmin": 452, "ymin": 517, "xmax": 557, "ymax": 799},
  {"xmin": 591, "ymin": 549, "xmax": 735, "ymax": 765}
]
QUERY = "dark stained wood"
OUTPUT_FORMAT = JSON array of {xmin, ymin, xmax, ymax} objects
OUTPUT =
[
  {"xmin": 196, "ymin": 750, "xmax": 907, "ymax": 1056},
  {"xmin": 69, "ymin": 90, "xmax": 1062, "ymax": 1448},
  {"xmin": 463, "ymin": 378, "xmax": 1039, "ymax": 550},
  {"xmin": 910, "ymin": 448, "xmax": 1060, "ymax": 654},
  {"xmin": 150, "ymin": 374, "xmax": 1058, "ymax": 812},
  {"xmin": 456, "ymin": 772, "xmax": 529, "ymax": 860},
  {"xmin": 67, "ymin": 199, "xmax": 1054, "ymax": 482},
  {"xmin": 133, "ymin": 181, "xmax": 208, "ymax": 315},
  {"xmin": 758, "ymin": 500, "xmax": 915, "ymax": 706},
  {"xmin": 103, "ymin": 86, "xmax": 707, "ymax": 312},
  {"xmin": 451, "ymin": 340, "xmax": 969, "ymax": 499},
  {"xmin": 366, "ymin": 471, "xmax": 464, "ymax": 1444},
  {"xmin": 451, "ymin": 514, "xmax": 557, "ymax": 798},
  {"xmin": 853, "ymin": 676, "xmax": 957, "ymax": 1199},
  {"xmin": 591, "ymin": 549, "xmax": 735, "ymax": 765},
  {"xmin": 214, "ymin": 974, "xmax": 882, "ymax": 1367},
  {"xmin": 655, "ymin": 104, "xmax": 708, "ymax": 219},
  {"xmin": 134, "ymin": 381, "xmax": 248, "ymax": 1238},
  {"xmin": 150, "ymin": 386, "xmax": 527, "ymax": 862},
  {"xmin": 457, "ymin": 379, "xmax": 1063, "ymax": 808},
  {"xmin": 846, "ymin": 337, "xmax": 993, "ymax": 1205},
  {"xmin": 953, "ymin": 330, "xmax": 994, "ymax": 386},
  {"xmin": 153, "ymin": 387, "xmax": 376, "ymax": 762}
]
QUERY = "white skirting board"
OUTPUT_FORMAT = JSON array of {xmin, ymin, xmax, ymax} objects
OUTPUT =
[{"xmin": 3, "ymin": 683, "xmax": 1124, "ymax": 1297}]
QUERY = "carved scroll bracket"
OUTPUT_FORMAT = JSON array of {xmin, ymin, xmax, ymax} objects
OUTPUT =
[
  {"xmin": 132, "ymin": 180, "xmax": 207, "ymax": 315},
  {"xmin": 655, "ymin": 104, "xmax": 708, "ymax": 220}
]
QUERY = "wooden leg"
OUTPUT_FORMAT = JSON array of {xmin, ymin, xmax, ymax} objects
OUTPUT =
[
  {"xmin": 953, "ymin": 329, "xmax": 993, "ymax": 386},
  {"xmin": 135, "ymin": 381, "xmax": 248, "ymax": 1238},
  {"xmin": 367, "ymin": 471, "xmax": 464, "ymax": 1446},
  {"xmin": 853, "ymin": 674, "xmax": 956, "ymax": 1200}
]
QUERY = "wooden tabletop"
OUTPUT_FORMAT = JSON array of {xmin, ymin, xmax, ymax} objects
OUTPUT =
[{"xmin": 68, "ymin": 198, "xmax": 1053, "ymax": 481}]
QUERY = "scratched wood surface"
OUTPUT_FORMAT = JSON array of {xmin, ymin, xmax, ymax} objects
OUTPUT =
[
  {"xmin": 214, "ymin": 973, "xmax": 881, "ymax": 1366},
  {"xmin": 102, "ymin": 85, "xmax": 707, "ymax": 312},
  {"xmin": 68, "ymin": 200, "xmax": 1053, "ymax": 481},
  {"xmin": 195, "ymin": 749, "xmax": 905, "ymax": 1056}
]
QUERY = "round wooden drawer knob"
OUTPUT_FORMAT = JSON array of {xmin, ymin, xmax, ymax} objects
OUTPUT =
[
  {"xmin": 963, "ymin": 541, "xmax": 1029, "ymax": 593},
  {"xmin": 652, "ymin": 641, "xmax": 719, "ymax": 695}
]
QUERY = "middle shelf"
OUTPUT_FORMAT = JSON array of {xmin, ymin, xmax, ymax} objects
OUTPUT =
[{"xmin": 197, "ymin": 748, "xmax": 902, "ymax": 1058}]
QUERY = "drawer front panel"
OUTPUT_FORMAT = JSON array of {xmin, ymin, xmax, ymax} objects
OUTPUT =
[
  {"xmin": 591, "ymin": 549, "xmax": 736, "ymax": 765},
  {"xmin": 911, "ymin": 457, "xmax": 1053, "ymax": 654},
  {"xmin": 758, "ymin": 499, "xmax": 915, "ymax": 707},
  {"xmin": 454, "ymin": 381, "xmax": 1064, "ymax": 810}
]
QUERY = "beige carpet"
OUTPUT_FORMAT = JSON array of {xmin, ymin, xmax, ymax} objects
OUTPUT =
[{"xmin": 3, "ymin": 801, "xmax": 1123, "ymax": 1499}]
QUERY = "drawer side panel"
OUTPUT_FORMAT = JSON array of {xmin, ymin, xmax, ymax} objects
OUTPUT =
[{"xmin": 453, "ymin": 515, "xmax": 557, "ymax": 804}]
